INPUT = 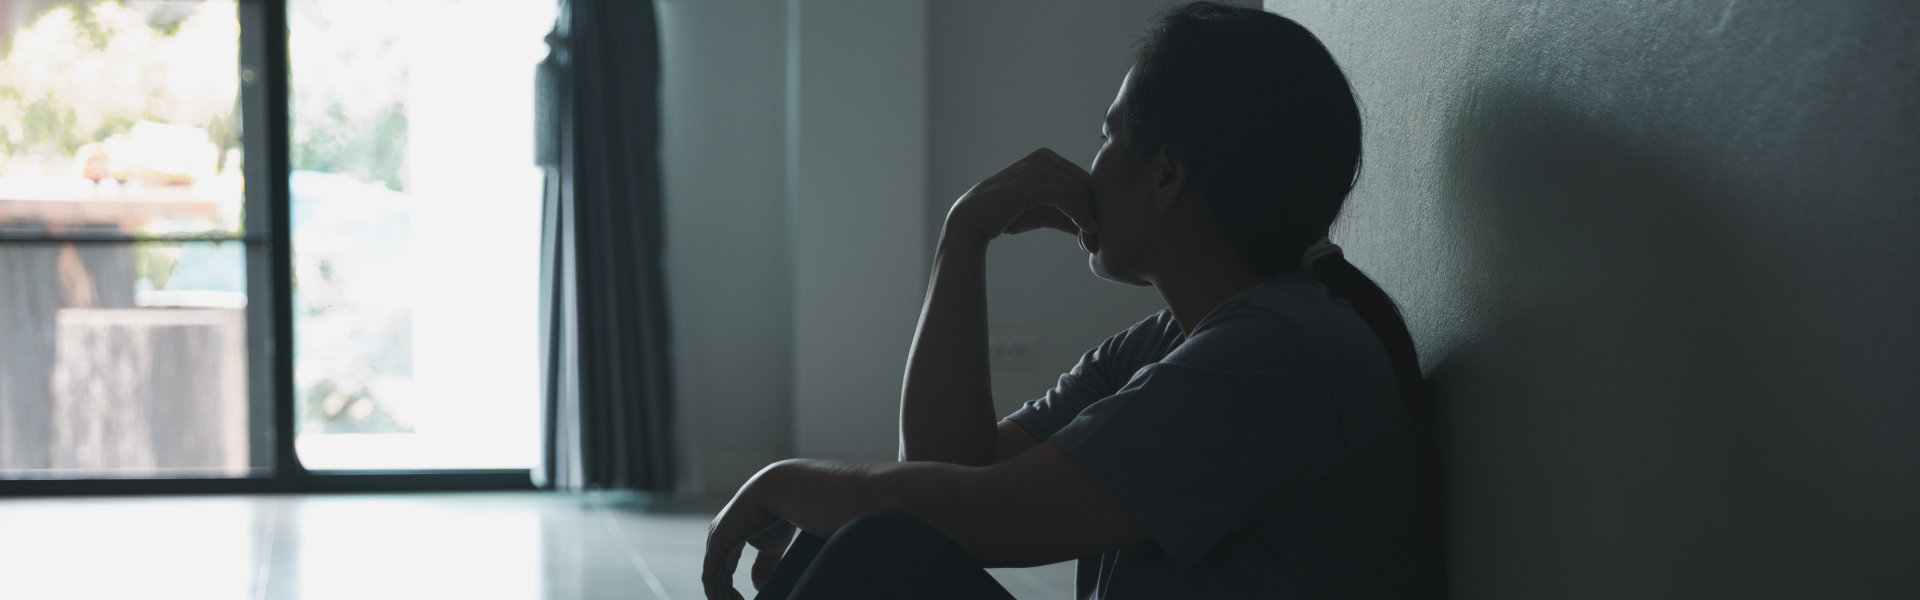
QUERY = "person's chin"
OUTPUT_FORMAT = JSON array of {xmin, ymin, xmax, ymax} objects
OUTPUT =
[{"xmin": 1088, "ymin": 252, "xmax": 1151, "ymax": 287}]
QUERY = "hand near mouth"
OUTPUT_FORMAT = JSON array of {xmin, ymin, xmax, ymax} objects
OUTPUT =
[{"xmin": 946, "ymin": 147, "xmax": 1098, "ymax": 244}]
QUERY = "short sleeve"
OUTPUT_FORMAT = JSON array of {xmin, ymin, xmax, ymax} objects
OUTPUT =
[
  {"xmin": 1006, "ymin": 310, "xmax": 1177, "ymax": 441},
  {"xmin": 1045, "ymin": 314, "xmax": 1344, "ymax": 569},
  {"xmin": 1003, "ymin": 349, "xmax": 1113, "ymax": 441}
]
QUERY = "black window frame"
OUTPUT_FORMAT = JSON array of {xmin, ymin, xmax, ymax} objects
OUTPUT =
[{"xmin": 0, "ymin": 0, "xmax": 533, "ymax": 496}]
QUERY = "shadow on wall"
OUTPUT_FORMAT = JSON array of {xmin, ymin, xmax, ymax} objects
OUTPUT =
[{"xmin": 1425, "ymin": 84, "xmax": 1916, "ymax": 598}]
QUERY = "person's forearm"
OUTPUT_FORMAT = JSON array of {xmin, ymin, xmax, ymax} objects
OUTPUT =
[
  {"xmin": 758, "ymin": 458, "xmax": 987, "ymax": 555},
  {"xmin": 757, "ymin": 459, "xmax": 936, "ymax": 536},
  {"xmin": 898, "ymin": 225, "xmax": 998, "ymax": 465},
  {"xmin": 751, "ymin": 450, "xmax": 1138, "ymax": 569}
]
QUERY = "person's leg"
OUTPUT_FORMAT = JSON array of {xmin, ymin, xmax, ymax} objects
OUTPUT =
[{"xmin": 755, "ymin": 514, "xmax": 1014, "ymax": 600}]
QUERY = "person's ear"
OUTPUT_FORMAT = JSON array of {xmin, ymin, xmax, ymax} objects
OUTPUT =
[{"xmin": 1150, "ymin": 146, "xmax": 1186, "ymax": 211}]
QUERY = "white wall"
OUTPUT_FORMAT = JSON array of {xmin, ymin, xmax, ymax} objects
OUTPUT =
[
  {"xmin": 658, "ymin": 0, "xmax": 795, "ymax": 495},
  {"xmin": 1269, "ymin": 1, "xmax": 1920, "ymax": 597},
  {"xmin": 927, "ymin": 0, "xmax": 1256, "ymax": 420},
  {"xmin": 661, "ymin": 0, "xmax": 933, "ymax": 491},
  {"xmin": 790, "ymin": 0, "xmax": 930, "ymax": 461}
]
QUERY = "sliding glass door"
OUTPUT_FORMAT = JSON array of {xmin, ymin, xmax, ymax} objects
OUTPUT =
[
  {"xmin": 0, "ymin": 0, "xmax": 265, "ymax": 481},
  {"xmin": 287, "ymin": 0, "xmax": 550, "ymax": 471},
  {"xmin": 0, "ymin": 0, "xmax": 550, "ymax": 491}
]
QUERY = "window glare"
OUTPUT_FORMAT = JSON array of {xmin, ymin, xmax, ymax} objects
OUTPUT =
[{"xmin": 289, "ymin": 0, "xmax": 554, "ymax": 471}]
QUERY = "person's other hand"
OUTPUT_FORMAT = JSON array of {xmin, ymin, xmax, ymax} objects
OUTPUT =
[
  {"xmin": 947, "ymin": 148, "xmax": 1097, "ymax": 242},
  {"xmin": 746, "ymin": 519, "xmax": 795, "ymax": 591},
  {"xmin": 702, "ymin": 469, "xmax": 795, "ymax": 599}
]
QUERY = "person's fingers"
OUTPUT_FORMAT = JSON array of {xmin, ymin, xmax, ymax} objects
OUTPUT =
[
  {"xmin": 749, "ymin": 520, "xmax": 796, "ymax": 547},
  {"xmin": 1018, "ymin": 151, "xmax": 1091, "ymax": 190},
  {"xmin": 1046, "ymin": 187, "xmax": 1099, "ymax": 234},
  {"xmin": 751, "ymin": 547, "xmax": 783, "ymax": 590},
  {"xmin": 723, "ymin": 543, "xmax": 742, "ymax": 587},
  {"xmin": 703, "ymin": 553, "xmax": 726, "ymax": 599},
  {"xmin": 1039, "ymin": 147, "xmax": 1093, "ymax": 181},
  {"xmin": 703, "ymin": 531, "xmax": 744, "ymax": 599},
  {"xmin": 1018, "ymin": 151, "xmax": 1097, "ymax": 233},
  {"xmin": 706, "ymin": 544, "xmax": 743, "ymax": 599},
  {"xmin": 1040, "ymin": 205, "xmax": 1082, "ymax": 234},
  {"xmin": 997, "ymin": 164, "xmax": 1091, "ymax": 219},
  {"xmin": 746, "ymin": 523, "xmax": 792, "ymax": 591},
  {"xmin": 959, "ymin": 148, "xmax": 1098, "ymax": 240},
  {"xmin": 701, "ymin": 546, "xmax": 722, "ymax": 598},
  {"xmin": 1007, "ymin": 205, "xmax": 1080, "ymax": 235},
  {"xmin": 1004, "ymin": 208, "xmax": 1045, "ymax": 235}
]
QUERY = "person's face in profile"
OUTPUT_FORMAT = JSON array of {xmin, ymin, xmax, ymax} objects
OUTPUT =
[{"xmin": 1086, "ymin": 67, "xmax": 1159, "ymax": 287}]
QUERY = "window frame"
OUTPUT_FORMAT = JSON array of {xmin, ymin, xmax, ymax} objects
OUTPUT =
[{"xmin": 0, "ymin": 0, "xmax": 534, "ymax": 496}]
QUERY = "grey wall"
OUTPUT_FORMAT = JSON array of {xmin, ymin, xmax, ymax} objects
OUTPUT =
[
  {"xmin": 928, "ymin": 0, "xmax": 1256, "ymax": 419},
  {"xmin": 1268, "ymin": 1, "xmax": 1920, "ymax": 597},
  {"xmin": 658, "ymin": 0, "xmax": 794, "ymax": 495},
  {"xmin": 790, "ymin": 0, "xmax": 931, "ymax": 462},
  {"xmin": 661, "ymin": 0, "xmax": 933, "ymax": 490}
]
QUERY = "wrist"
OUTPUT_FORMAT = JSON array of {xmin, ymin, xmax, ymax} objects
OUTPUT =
[
  {"xmin": 938, "ymin": 221, "xmax": 991, "ymax": 253},
  {"xmin": 755, "ymin": 458, "xmax": 802, "ymax": 494}
]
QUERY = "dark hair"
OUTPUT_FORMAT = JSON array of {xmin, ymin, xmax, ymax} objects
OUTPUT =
[{"xmin": 1130, "ymin": 2, "xmax": 1430, "ymax": 418}]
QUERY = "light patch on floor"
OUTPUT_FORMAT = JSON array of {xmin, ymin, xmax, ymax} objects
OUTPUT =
[{"xmin": 0, "ymin": 492, "xmax": 1074, "ymax": 599}]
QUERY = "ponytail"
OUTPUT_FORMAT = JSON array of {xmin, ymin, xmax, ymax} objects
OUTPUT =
[{"xmin": 1306, "ymin": 245, "xmax": 1432, "ymax": 425}]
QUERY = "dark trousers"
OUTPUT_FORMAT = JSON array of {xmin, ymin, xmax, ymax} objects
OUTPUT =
[{"xmin": 754, "ymin": 514, "xmax": 1015, "ymax": 600}]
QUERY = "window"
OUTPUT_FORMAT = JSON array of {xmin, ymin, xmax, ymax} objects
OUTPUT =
[
  {"xmin": 287, "ymin": 0, "xmax": 550, "ymax": 471},
  {"xmin": 0, "ymin": 0, "xmax": 550, "ymax": 491},
  {"xmin": 0, "ymin": 0, "xmax": 260, "ymax": 480}
]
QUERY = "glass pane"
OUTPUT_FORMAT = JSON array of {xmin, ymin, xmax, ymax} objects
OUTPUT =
[
  {"xmin": 0, "ymin": 1, "xmax": 244, "ymax": 238},
  {"xmin": 0, "ymin": 240, "xmax": 257, "ymax": 479},
  {"xmin": 289, "ymin": 0, "xmax": 550, "ymax": 470}
]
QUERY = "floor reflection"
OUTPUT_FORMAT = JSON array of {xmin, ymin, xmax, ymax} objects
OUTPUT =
[{"xmin": 0, "ymin": 492, "xmax": 1075, "ymax": 599}]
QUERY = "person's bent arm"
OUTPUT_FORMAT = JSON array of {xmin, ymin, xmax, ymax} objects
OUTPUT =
[
  {"xmin": 991, "ymin": 419, "xmax": 1040, "ymax": 463},
  {"xmin": 898, "ymin": 226, "xmax": 998, "ymax": 465},
  {"xmin": 712, "ymin": 443, "xmax": 1147, "ymax": 572},
  {"xmin": 899, "ymin": 148, "xmax": 1094, "ymax": 466}
]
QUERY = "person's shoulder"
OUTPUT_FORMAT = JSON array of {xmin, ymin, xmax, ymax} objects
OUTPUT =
[
  {"xmin": 1174, "ymin": 277, "xmax": 1345, "ymax": 368},
  {"xmin": 1110, "ymin": 306, "xmax": 1182, "ymax": 350},
  {"xmin": 1225, "ymin": 275, "xmax": 1342, "ymax": 324},
  {"xmin": 1084, "ymin": 307, "xmax": 1181, "ymax": 370},
  {"xmin": 1134, "ymin": 306, "xmax": 1180, "ymax": 337},
  {"xmin": 1104, "ymin": 306, "xmax": 1179, "ymax": 343}
]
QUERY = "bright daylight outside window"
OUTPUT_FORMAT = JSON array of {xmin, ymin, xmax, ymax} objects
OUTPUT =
[
  {"xmin": 0, "ymin": 0, "xmax": 255, "ymax": 479},
  {"xmin": 288, "ymin": 0, "xmax": 550, "ymax": 470}
]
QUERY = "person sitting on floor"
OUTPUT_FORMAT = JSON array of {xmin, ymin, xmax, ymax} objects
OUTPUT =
[{"xmin": 703, "ymin": 3, "xmax": 1443, "ymax": 598}]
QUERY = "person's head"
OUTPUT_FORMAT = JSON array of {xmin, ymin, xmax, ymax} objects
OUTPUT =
[
  {"xmin": 1085, "ymin": 2, "xmax": 1361, "ymax": 285},
  {"xmin": 1090, "ymin": 3, "xmax": 1431, "ymax": 418}
]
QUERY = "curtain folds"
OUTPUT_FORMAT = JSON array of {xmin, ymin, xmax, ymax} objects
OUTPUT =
[{"xmin": 534, "ymin": 0, "xmax": 675, "ymax": 492}]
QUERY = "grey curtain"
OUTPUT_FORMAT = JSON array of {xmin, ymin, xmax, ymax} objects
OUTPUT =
[{"xmin": 533, "ymin": 0, "xmax": 674, "ymax": 492}]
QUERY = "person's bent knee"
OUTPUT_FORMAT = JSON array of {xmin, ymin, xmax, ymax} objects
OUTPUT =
[
  {"xmin": 816, "ymin": 513, "xmax": 972, "ymax": 567},
  {"xmin": 789, "ymin": 514, "xmax": 1004, "ymax": 600},
  {"xmin": 828, "ymin": 513, "xmax": 935, "ymax": 550}
]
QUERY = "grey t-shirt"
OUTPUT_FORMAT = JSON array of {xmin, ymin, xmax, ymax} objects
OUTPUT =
[{"xmin": 1006, "ymin": 270, "xmax": 1438, "ymax": 599}]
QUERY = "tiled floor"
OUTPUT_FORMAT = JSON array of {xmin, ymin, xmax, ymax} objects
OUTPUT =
[{"xmin": 0, "ymin": 492, "xmax": 1074, "ymax": 599}]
